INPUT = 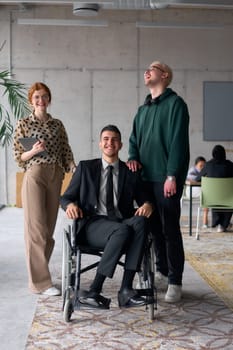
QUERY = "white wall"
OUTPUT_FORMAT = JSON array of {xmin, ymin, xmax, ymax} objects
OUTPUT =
[{"xmin": 0, "ymin": 6, "xmax": 233, "ymax": 204}]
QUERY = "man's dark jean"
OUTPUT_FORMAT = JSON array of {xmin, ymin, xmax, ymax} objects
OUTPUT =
[{"xmin": 146, "ymin": 181, "xmax": 184, "ymax": 285}]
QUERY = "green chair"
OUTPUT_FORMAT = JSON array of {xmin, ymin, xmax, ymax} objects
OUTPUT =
[{"xmin": 195, "ymin": 177, "xmax": 233, "ymax": 240}]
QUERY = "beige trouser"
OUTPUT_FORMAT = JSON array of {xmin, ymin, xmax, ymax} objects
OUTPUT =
[{"xmin": 22, "ymin": 164, "xmax": 63, "ymax": 293}]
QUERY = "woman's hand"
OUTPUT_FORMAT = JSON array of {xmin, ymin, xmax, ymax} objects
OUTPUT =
[
  {"xmin": 31, "ymin": 140, "xmax": 46, "ymax": 155},
  {"xmin": 21, "ymin": 140, "xmax": 46, "ymax": 161}
]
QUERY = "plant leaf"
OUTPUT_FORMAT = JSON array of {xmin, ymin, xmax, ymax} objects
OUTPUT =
[{"xmin": 0, "ymin": 70, "xmax": 31, "ymax": 146}]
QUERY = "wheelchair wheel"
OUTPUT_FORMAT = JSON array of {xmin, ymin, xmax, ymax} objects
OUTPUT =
[
  {"xmin": 140, "ymin": 234, "xmax": 156, "ymax": 321},
  {"xmin": 64, "ymin": 299, "xmax": 73, "ymax": 322},
  {"xmin": 62, "ymin": 229, "xmax": 70, "ymax": 298},
  {"xmin": 147, "ymin": 271, "xmax": 155, "ymax": 321},
  {"xmin": 148, "ymin": 238, "xmax": 156, "ymax": 320}
]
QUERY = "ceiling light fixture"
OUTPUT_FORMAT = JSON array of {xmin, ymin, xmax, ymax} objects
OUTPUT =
[
  {"xmin": 150, "ymin": 1, "xmax": 233, "ymax": 10},
  {"xmin": 17, "ymin": 18, "xmax": 108, "ymax": 27},
  {"xmin": 136, "ymin": 21, "xmax": 225, "ymax": 29},
  {"xmin": 73, "ymin": 2, "xmax": 100, "ymax": 16},
  {"xmin": 150, "ymin": 1, "xmax": 170, "ymax": 9}
]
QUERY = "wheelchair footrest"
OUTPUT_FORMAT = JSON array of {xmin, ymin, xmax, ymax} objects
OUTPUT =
[
  {"xmin": 136, "ymin": 288, "xmax": 154, "ymax": 297},
  {"xmin": 136, "ymin": 288, "xmax": 156, "ymax": 305}
]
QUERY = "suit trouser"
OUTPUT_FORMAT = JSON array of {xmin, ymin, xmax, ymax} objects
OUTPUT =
[
  {"xmin": 212, "ymin": 210, "xmax": 232, "ymax": 229},
  {"xmin": 148, "ymin": 181, "xmax": 184, "ymax": 286},
  {"xmin": 22, "ymin": 164, "xmax": 63, "ymax": 293},
  {"xmin": 82, "ymin": 216, "xmax": 147, "ymax": 278}
]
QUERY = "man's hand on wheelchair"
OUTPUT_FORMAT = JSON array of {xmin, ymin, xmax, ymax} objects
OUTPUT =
[
  {"xmin": 66, "ymin": 203, "xmax": 84, "ymax": 220},
  {"xmin": 134, "ymin": 202, "xmax": 154, "ymax": 218}
]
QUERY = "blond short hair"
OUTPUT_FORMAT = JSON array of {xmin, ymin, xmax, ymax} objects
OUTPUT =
[{"xmin": 150, "ymin": 61, "xmax": 173, "ymax": 86}]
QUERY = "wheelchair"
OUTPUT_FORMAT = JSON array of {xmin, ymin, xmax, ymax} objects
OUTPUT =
[{"xmin": 62, "ymin": 219, "xmax": 157, "ymax": 322}]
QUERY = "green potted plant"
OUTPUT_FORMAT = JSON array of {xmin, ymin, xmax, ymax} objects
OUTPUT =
[{"xmin": 0, "ymin": 70, "xmax": 31, "ymax": 146}]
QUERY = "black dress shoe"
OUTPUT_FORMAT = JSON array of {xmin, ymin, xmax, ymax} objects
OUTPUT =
[
  {"xmin": 118, "ymin": 288, "xmax": 147, "ymax": 308},
  {"xmin": 79, "ymin": 290, "xmax": 111, "ymax": 309}
]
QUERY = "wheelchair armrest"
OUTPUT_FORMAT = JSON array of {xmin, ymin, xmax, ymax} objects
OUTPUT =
[
  {"xmin": 70, "ymin": 218, "xmax": 87, "ymax": 246},
  {"xmin": 64, "ymin": 219, "xmax": 79, "ymax": 248},
  {"xmin": 72, "ymin": 219, "xmax": 78, "ymax": 234}
]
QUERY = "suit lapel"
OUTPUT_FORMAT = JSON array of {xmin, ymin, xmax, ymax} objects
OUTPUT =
[
  {"xmin": 93, "ymin": 159, "xmax": 102, "ymax": 198},
  {"xmin": 118, "ymin": 160, "xmax": 126, "ymax": 200}
]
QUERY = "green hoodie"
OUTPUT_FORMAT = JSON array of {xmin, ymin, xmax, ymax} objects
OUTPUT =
[{"xmin": 128, "ymin": 88, "xmax": 190, "ymax": 184}]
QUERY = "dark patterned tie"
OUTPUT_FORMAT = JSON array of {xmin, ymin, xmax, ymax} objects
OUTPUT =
[{"xmin": 106, "ymin": 165, "xmax": 115, "ymax": 218}]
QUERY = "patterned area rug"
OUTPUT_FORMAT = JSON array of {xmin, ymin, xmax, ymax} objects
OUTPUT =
[
  {"xmin": 183, "ymin": 228, "xmax": 233, "ymax": 311},
  {"xmin": 26, "ymin": 226, "xmax": 233, "ymax": 350},
  {"xmin": 26, "ymin": 289, "xmax": 233, "ymax": 350}
]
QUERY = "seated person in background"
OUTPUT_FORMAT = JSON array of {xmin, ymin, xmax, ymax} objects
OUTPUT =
[
  {"xmin": 60, "ymin": 125, "xmax": 154, "ymax": 309},
  {"xmin": 196, "ymin": 144, "xmax": 233, "ymax": 232},
  {"xmin": 187, "ymin": 156, "xmax": 206, "ymax": 183},
  {"xmin": 186, "ymin": 156, "xmax": 209, "ymax": 228}
]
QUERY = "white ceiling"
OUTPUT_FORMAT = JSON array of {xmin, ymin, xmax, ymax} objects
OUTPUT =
[{"xmin": 1, "ymin": 0, "xmax": 233, "ymax": 11}]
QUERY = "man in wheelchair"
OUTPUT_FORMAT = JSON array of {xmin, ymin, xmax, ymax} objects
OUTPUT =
[{"xmin": 60, "ymin": 125, "xmax": 154, "ymax": 309}]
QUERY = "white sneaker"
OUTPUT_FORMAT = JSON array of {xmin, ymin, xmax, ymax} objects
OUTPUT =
[
  {"xmin": 165, "ymin": 284, "xmax": 182, "ymax": 303},
  {"xmin": 42, "ymin": 286, "xmax": 61, "ymax": 296},
  {"xmin": 154, "ymin": 271, "xmax": 168, "ymax": 290},
  {"xmin": 217, "ymin": 225, "xmax": 224, "ymax": 233},
  {"xmin": 202, "ymin": 224, "xmax": 208, "ymax": 229}
]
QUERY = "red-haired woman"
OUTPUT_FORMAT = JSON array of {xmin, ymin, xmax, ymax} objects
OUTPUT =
[{"xmin": 13, "ymin": 82, "xmax": 76, "ymax": 296}]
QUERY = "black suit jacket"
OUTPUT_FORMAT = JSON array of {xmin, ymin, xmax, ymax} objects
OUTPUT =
[{"xmin": 60, "ymin": 159, "xmax": 152, "ymax": 233}]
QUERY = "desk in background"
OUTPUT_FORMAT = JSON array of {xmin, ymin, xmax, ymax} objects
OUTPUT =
[{"xmin": 185, "ymin": 180, "xmax": 201, "ymax": 236}]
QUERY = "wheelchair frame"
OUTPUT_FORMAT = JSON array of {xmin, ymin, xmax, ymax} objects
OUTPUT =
[{"xmin": 62, "ymin": 221, "xmax": 157, "ymax": 322}]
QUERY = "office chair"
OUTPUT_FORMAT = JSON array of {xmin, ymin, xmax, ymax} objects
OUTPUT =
[{"xmin": 195, "ymin": 177, "xmax": 233, "ymax": 240}]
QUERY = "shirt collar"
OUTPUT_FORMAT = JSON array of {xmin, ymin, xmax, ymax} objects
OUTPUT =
[
  {"xmin": 30, "ymin": 113, "xmax": 52, "ymax": 123},
  {"xmin": 102, "ymin": 158, "xmax": 119, "ymax": 172}
]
